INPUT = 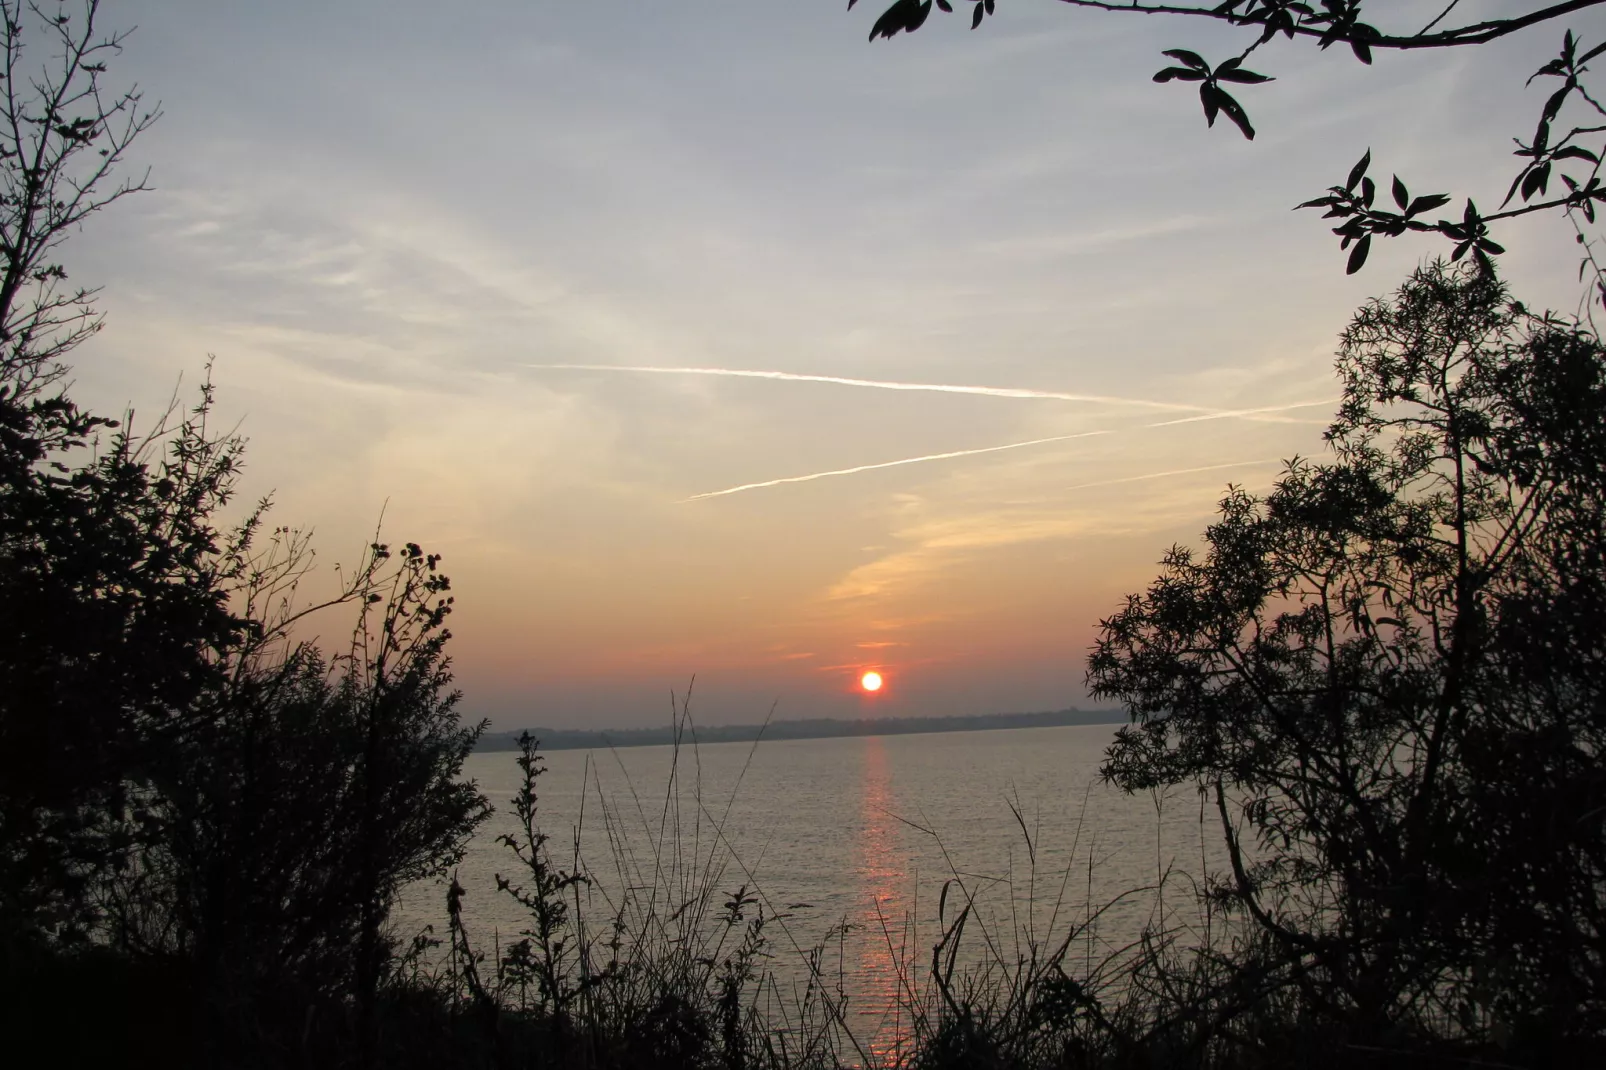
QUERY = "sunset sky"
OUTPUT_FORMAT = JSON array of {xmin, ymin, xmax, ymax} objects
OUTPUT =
[{"xmin": 69, "ymin": 1, "xmax": 1604, "ymax": 728}]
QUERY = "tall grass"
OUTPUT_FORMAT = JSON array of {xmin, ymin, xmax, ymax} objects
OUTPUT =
[
  {"xmin": 21, "ymin": 704, "xmax": 1542, "ymax": 1068},
  {"xmin": 408, "ymin": 708, "xmax": 1544, "ymax": 1070},
  {"xmin": 400, "ymin": 697, "xmax": 1293, "ymax": 1070},
  {"xmin": 413, "ymin": 695, "xmax": 864, "ymax": 1069}
]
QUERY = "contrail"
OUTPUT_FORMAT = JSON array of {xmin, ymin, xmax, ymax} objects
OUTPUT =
[
  {"xmin": 525, "ymin": 363, "xmax": 1212, "ymax": 413},
  {"xmin": 1146, "ymin": 400, "xmax": 1337, "ymax": 427},
  {"xmin": 1064, "ymin": 459, "xmax": 1283, "ymax": 493},
  {"xmin": 681, "ymin": 431, "xmax": 1110, "ymax": 502}
]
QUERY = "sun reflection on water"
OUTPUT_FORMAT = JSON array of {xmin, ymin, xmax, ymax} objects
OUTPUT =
[{"xmin": 852, "ymin": 735, "xmax": 917, "ymax": 1066}]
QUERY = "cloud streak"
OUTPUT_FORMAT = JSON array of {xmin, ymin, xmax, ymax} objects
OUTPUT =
[
  {"xmin": 525, "ymin": 363, "xmax": 1214, "ymax": 413},
  {"xmin": 1063, "ymin": 458, "xmax": 1283, "ymax": 493},
  {"xmin": 681, "ymin": 431, "xmax": 1110, "ymax": 502},
  {"xmin": 1145, "ymin": 400, "xmax": 1336, "ymax": 428},
  {"xmin": 532, "ymin": 365, "xmax": 1329, "ymax": 504}
]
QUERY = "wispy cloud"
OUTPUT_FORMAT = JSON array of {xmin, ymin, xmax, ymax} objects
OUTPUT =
[
  {"xmin": 1146, "ymin": 401, "xmax": 1336, "ymax": 428},
  {"xmin": 820, "ymin": 459, "xmax": 1288, "ymax": 604},
  {"xmin": 1063, "ymin": 459, "xmax": 1284, "ymax": 493},
  {"xmin": 679, "ymin": 402, "xmax": 1322, "ymax": 502},
  {"xmin": 979, "ymin": 215, "xmax": 1213, "ymax": 262},
  {"xmin": 524, "ymin": 363, "xmax": 1213, "ymax": 413},
  {"xmin": 681, "ymin": 431, "xmax": 1110, "ymax": 502}
]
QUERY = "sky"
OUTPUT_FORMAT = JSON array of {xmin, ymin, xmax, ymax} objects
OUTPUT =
[{"xmin": 64, "ymin": 0, "xmax": 1606, "ymax": 729}]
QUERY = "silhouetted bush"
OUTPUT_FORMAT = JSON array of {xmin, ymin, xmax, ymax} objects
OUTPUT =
[
  {"xmin": 0, "ymin": 6, "xmax": 491, "ymax": 1062},
  {"xmin": 1089, "ymin": 261, "xmax": 1606, "ymax": 1062}
]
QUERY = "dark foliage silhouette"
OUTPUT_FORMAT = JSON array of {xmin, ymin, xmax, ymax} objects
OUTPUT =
[
  {"xmin": 0, "ymin": 378, "xmax": 246, "ymax": 945},
  {"xmin": 0, "ymin": 6, "xmax": 491, "ymax": 1065},
  {"xmin": 0, "ymin": 0, "xmax": 216, "ymax": 948},
  {"xmin": 99, "ymin": 525, "xmax": 493, "ymax": 1048},
  {"xmin": 1089, "ymin": 261, "xmax": 1606, "ymax": 1060}
]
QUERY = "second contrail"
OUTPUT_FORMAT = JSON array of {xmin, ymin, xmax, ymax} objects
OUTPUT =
[
  {"xmin": 1062, "ymin": 458, "xmax": 1284, "ymax": 492},
  {"xmin": 525, "ymin": 363, "xmax": 1214, "ymax": 413},
  {"xmin": 679, "ymin": 431, "xmax": 1111, "ymax": 502}
]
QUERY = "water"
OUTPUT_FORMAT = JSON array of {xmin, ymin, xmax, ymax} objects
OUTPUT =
[{"xmin": 395, "ymin": 724, "xmax": 1227, "ymax": 1059}]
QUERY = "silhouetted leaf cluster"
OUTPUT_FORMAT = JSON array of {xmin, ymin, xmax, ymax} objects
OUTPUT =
[
  {"xmin": 1151, "ymin": 49, "xmax": 1271, "ymax": 140},
  {"xmin": 851, "ymin": 0, "xmax": 993, "ymax": 40}
]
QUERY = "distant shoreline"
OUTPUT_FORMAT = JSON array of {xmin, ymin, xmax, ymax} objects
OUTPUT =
[{"xmin": 473, "ymin": 708, "xmax": 1127, "ymax": 752}]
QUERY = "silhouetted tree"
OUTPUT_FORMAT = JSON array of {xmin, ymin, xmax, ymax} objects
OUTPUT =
[
  {"xmin": 1088, "ymin": 261, "xmax": 1606, "ymax": 1058},
  {"xmin": 0, "ymin": 0, "xmax": 209, "ymax": 945},
  {"xmin": 0, "ymin": 12, "xmax": 492, "ymax": 1045},
  {"xmin": 1, "ymin": 0, "xmax": 156, "ymax": 398},
  {"xmin": 97, "ymin": 524, "xmax": 490, "ymax": 1052},
  {"xmin": 851, "ymin": 1, "xmax": 1606, "ymax": 283},
  {"xmin": 0, "ymin": 375, "xmax": 246, "ymax": 947}
]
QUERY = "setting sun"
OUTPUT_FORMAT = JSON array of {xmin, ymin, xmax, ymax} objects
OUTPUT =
[{"xmin": 859, "ymin": 671, "xmax": 883, "ymax": 692}]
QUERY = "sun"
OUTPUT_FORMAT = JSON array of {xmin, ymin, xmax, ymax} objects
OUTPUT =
[{"xmin": 860, "ymin": 671, "xmax": 883, "ymax": 692}]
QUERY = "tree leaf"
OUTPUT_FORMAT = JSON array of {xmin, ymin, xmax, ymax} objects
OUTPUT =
[
  {"xmin": 868, "ymin": 2, "xmax": 905, "ymax": 40},
  {"xmin": 935, "ymin": 0, "xmax": 952, "ymax": 11},
  {"xmin": 1502, "ymin": 168, "xmax": 1528, "ymax": 209},
  {"xmin": 1543, "ymin": 83, "xmax": 1571, "ymax": 124},
  {"xmin": 1217, "ymin": 67, "xmax": 1274, "ymax": 84},
  {"xmin": 1346, "ymin": 150, "xmax": 1371, "ymax": 193},
  {"xmin": 971, "ymin": 2, "xmax": 984, "ymax": 29},
  {"xmin": 1345, "ymin": 233, "xmax": 1371, "ymax": 274},
  {"xmin": 1162, "ymin": 48, "xmax": 1210, "ymax": 70},
  {"xmin": 1154, "ymin": 67, "xmax": 1207, "ymax": 82},
  {"xmin": 868, "ymin": 0, "xmax": 930, "ymax": 41},
  {"xmin": 1528, "ymin": 58, "xmax": 1569, "ymax": 85},
  {"xmin": 1201, "ymin": 83, "xmax": 1222, "ymax": 127},
  {"xmin": 1523, "ymin": 165, "xmax": 1545, "ymax": 201},
  {"xmin": 1406, "ymin": 193, "xmax": 1450, "ymax": 217},
  {"xmin": 1213, "ymin": 87, "xmax": 1256, "ymax": 140},
  {"xmin": 1392, "ymin": 175, "xmax": 1408, "ymax": 211}
]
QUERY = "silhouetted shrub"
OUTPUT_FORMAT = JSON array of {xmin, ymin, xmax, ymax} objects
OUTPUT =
[{"xmin": 1089, "ymin": 262, "xmax": 1606, "ymax": 1060}]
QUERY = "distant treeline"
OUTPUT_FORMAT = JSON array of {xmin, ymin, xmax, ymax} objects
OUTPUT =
[{"xmin": 474, "ymin": 707, "xmax": 1125, "ymax": 752}]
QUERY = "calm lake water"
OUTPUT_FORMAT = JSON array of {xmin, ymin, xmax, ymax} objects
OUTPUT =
[{"xmin": 396, "ymin": 724, "xmax": 1227, "ymax": 1060}]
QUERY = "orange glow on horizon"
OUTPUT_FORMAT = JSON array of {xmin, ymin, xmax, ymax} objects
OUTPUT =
[{"xmin": 860, "ymin": 671, "xmax": 883, "ymax": 692}]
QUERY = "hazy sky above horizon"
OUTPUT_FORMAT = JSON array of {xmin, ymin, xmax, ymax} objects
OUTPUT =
[{"xmin": 67, "ymin": 0, "xmax": 1606, "ymax": 728}]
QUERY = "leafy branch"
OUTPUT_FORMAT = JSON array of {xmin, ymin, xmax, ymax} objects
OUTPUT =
[
  {"xmin": 1294, "ymin": 30, "xmax": 1606, "ymax": 285},
  {"xmin": 1151, "ymin": 48, "xmax": 1272, "ymax": 140},
  {"xmin": 856, "ymin": 0, "xmax": 1606, "ymax": 52},
  {"xmin": 850, "ymin": 1, "xmax": 1606, "ymax": 288}
]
